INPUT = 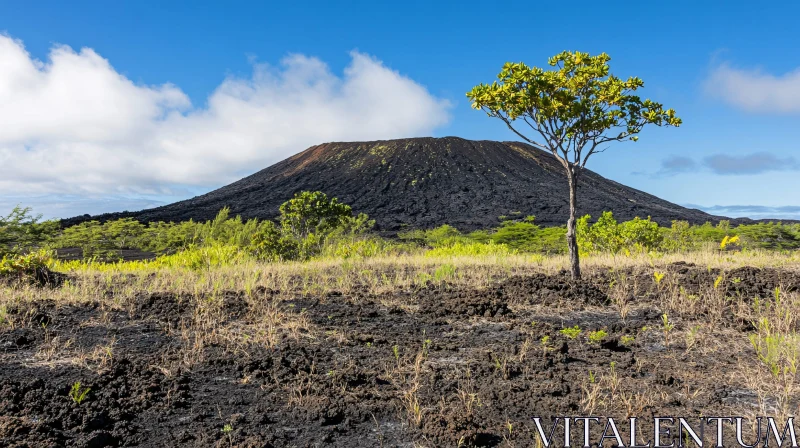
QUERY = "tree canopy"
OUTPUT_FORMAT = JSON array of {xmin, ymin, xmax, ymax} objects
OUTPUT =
[{"xmin": 466, "ymin": 51, "xmax": 681, "ymax": 170}]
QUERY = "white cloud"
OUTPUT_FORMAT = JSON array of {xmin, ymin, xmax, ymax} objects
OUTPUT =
[
  {"xmin": 704, "ymin": 152, "xmax": 799, "ymax": 175},
  {"xmin": 0, "ymin": 35, "xmax": 452, "ymax": 200},
  {"xmin": 705, "ymin": 63, "xmax": 800, "ymax": 113}
]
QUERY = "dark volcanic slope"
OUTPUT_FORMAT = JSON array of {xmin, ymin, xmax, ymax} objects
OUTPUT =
[{"xmin": 63, "ymin": 137, "xmax": 725, "ymax": 230}]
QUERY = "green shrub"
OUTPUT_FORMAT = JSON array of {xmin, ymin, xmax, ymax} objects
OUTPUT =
[
  {"xmin": 276, "ymin": 192, "xmax": 375, "ymax": 260},
  {"xmin": 466, "ymin": 229, "xmax": 491, "ymax": 243},
  {"xmin": 249, "ymin": 221, "xmax": 300, "ymax": 261},
  {"xmin": 588, "ymin": 329, "xmax": 608, "ymax": 344},
  {"xmin": 578, "ymin": 211, "xmax": 662, "ymax": 255},
  {"xmin": 55, "ymin": 218, "xmax": 146, "ymax": 261},
  {"xmin": 618, "ymin": 216, "xmax": 663, "ymax": 252},
  {"xmin": 52, "ymin": 192, "xmax": 377, "ymax": 263},
  {"xmin": 321, "ymin": 236, "xmax": 410, "ymax": 259},
  {"xmin": 661, "ymin": 220, "xmax": 695, "ymax": 251},
  {"xmin": 279, "ymin": 191, "xmax": 354, "ymax": 241},
  {"xmin": 577, "ymin": 211, "xmax": 621, "ymax": 254},
  {"xmin": 0, "ymin": 206, "xmax": 59, "ymax": 257},
  {"xmin": 490, "ymin": 220, "xmax": 539, "ymax": 250},
  {"xmin": 690, "ymin": 221, "xmax": 730, "ymax": 244},
  {"xmin": 736, "ymin": 222, "xmax": 800, "ymax": 250},
  {"xmin": 425, "ymin": 241, "xmax": 515, "ymax": 257},
  {"xmin": 152, "ymin": 244, "xmax": 251, "ymax": 270},
  {"xmin": 399, "ymin": 224, "xmax": 466, "ymax": 247},
  {"xmin": 560, "ymin": 326, "xmax": 581, "ymax": 339},
  {"xmin": 141, "ymin": 220, "xmax": 203, "ymax": 253},
  {"xmin": 526, "ymin": 226, "xmax": 567, "ymax": 254},
  {"xmin": 40, "ymin": 197, "xmax": 800, "ymax": 267},
  {"xmin": 0, "ymin": 249, "xmax": 54, "ymax": 284},
  {"xmin": 408, "ymin": 217, "xmax": 566, "ymax": 255}
]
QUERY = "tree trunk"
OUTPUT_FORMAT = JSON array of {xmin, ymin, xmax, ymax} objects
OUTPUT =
[{"xmin": 565, "ymin": 167, "xmax": 581, "ymax": 280}]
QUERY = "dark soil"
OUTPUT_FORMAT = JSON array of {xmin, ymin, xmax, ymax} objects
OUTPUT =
[
  {"xmin": 500, "ymin": 272, "xmax": 610, "ymax": 306},
  {"xmin": 2, "ymin": 265, "xmax": 798, "ymax": 447},
  {"xmin": 1, "ymin": 266, "xmax": 67, "ymax": 288},
  {"xmin": 60, "ymin": 137, "xmax": 738, "ymax": 231}
]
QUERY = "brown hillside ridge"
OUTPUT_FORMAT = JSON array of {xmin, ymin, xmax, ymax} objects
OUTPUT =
[{"xmin": 62, "ymin": 136, "xmax": 734, "ymax": 230}]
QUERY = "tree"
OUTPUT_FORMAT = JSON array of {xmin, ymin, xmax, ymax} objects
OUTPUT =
[
  {"xmin": 467, "ymin": 51, "xmax": 681, "ymax": 278},
  {"xmin": 279, "ymin": 191, "xmax": 353, "ymax": 241},
  {"xmin": 276, "ymin": 191, "xmax": 371, "ymax": 259},
  {"xmin": 0, "ymin": 205, "xmax": 60, "ymax": 257},
  {"xmin": 249, "ymin": 220, "xmax": 300, "ymax": 261}
]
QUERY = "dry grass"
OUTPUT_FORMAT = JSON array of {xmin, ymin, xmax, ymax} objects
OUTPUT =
[
  {"xmin": 4, "ymin": 248, "xmax": 790, "ymax": 305},
  {"xmin": 3, "ymin": 247, "xmax": 800, "ymax": 439},
  {"xmin": 3, "ymin": 249, "xmax": 797, "ymax": 360}
]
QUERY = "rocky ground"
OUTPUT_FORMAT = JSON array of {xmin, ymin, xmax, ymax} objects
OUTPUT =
[{"xmin": 2, "ymin": 263, "xmax": 799, "ymax": 447}]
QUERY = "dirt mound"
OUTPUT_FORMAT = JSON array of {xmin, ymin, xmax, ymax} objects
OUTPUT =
[
  {"xmin": 61, "ymin": 137, "xmax": 729, "ymax": 231},
  {"xmin": 501, "ymin": 272, "xmax": 610, "ymax": 306},
  {"xmin": 0, "ymin": 265, "xmax": 67, "ymax": 288},
  {"xmin": 724, "ymin": 266, "xmax": 800, "ymax": 298},
  {"xmin": 665, "ymin": 262, "xmax": 800, "ymax": 299},
  {"xmin": 135, "ymin": 292, "xmax": 190, "ymax": 321},
  {"xmin": 417, "ymin": 272, "xmax": 608, "ymax": 317},
  {"xmin": 418, "ymin": 288, "xmax": 512, "ymax": 318},
  {"xmin": 0, "ymin": 359, "xmax": 191, "ymax": 447}
]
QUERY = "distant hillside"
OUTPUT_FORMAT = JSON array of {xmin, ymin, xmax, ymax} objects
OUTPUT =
[{"xmin": 62, "ymin": 137, "xmax": 732, "ymax": 230}]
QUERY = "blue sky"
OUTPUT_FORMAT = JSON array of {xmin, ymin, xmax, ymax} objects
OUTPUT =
[{"xmin": 1, "ymin": 0, "xmax": 799, "ymax": 220}]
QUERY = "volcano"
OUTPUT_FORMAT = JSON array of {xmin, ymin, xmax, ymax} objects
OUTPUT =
[{"xmin": 62, "ymin": 137, "xmax": 725, "ymax": 230}]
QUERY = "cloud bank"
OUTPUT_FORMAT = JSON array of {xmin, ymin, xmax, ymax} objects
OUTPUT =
[
  {"xmin": 0, "ymin": 35, "xmax": 452, "ymax": 200},
  {"xmin": 703, "ymin": 152, "xmax": 799, "ymax": 175},
  {"xmin": 657, "ymin": 155, "xmax": 697, "ymax": 176},
  {"xmin": 706, "ymin": 63, "xmax": 800, "ymax": 113},
  {"xmin": 656, "ymin": 152, "xmax": 799, "ymax": 176}
]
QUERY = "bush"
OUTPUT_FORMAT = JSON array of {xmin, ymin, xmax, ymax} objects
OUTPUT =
[
  {"xmin": 399, "ymin": 224, "xmax": 466, "ymax": 247},
  {"xmin": 56, "ymin": 218, "xmax": 146, "ymax": 261},
  {"xmin": 490, "ymin": 220, "xmax": 539, "ymax": 250},
  {"xmin": 577, "ymin": 211, "xmax": 620, "ymax": 254},
  {"xmin": 52, "ymin": 192, "xmax": 377, "ymax": 263},
  {"xmin": 0, "ymin": 249, "xmax": 57, "ymax": 285},
  {"xmin": 246, "ymin": 192, "xmax": 379, "ymax": 261},
  {"xmin": 425, "ymin": 241, "xmax": 516, "ymax": 257},
  {"xmin": 152, "ymin": 244, "xmax": 251, "ymax": 270},
  {"xmin": 577, "ymin": 211, "xmax": 662, "ymax": 255},
  {"xmin": 321, "ymin": 236, "xmax": 410, "ymax": 259},
  {"xmin": 403, "ymin": 217, "xmax": 566, "ymax": 255},
  {"xmin": 488, "ymin": 218, "xmax": 567, "ymax": 254},
  {"xmin": 249, "ymin": 221, "xmax": 300, "ymax": 261},
  {"xmin": 141, "ymin": 220, "xmax": 203, "ymax": 253},
  {"xmin": 691, "ymin": 221, "xmax": 730, "ymax": 244},
  {"xmin": 618, "ymin": 216, "xmax": 663, "ymax": 252},
  {"xmin": 525, "ymin": 226, "xmax": 567, "ymax": 254},
  {"xmin": 0, "ymin": 206, "xmax": 59, "ymax": 257},
  {"xmin": 736, "ymin": 222, "xmax": 800, "ymax": 250},
  {"xmin": 661, "ymin": 220, "xmax": 695, "ymax": 251},
  {"xmin": 279, "ymin": 191, "xmax": 354, "ymax": 241},
  {"xmin": 196, "ymin": 207, "xmax": 261, "ymax": 248}
]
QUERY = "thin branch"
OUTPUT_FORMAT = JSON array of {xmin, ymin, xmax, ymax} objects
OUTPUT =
[{"xmin": 488, "ymin": 109, "xmax": 549, "ymax": 152}]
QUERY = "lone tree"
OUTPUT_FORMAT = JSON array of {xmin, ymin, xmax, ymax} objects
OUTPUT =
[{"xmin": 467, "ymin": 51, "xmax": 681, "ymax": 279}]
